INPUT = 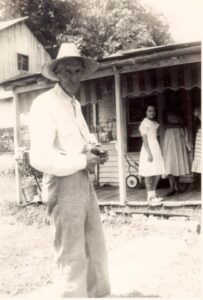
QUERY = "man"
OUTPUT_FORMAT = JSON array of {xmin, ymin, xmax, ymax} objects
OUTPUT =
[{"xmin": 29, "ymin": 43, "xmax": 110, "ymax": 297}]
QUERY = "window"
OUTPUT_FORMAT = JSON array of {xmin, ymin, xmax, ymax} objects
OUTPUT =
[{"xmin": 17, "ymin": 54, "xmax": 29, "ymax": 71}]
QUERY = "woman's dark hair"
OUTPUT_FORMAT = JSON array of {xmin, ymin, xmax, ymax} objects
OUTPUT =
[
  {"xmin": 144, "ymin": 103, "xmax": 157, "ymax": 111},
  {"xmin": 143, "ymin": 103, "xmax": 157, "ymax": 118},
  {"xmin": 162, "ymin": 108, "xmax": 185, "ymax": 126}
]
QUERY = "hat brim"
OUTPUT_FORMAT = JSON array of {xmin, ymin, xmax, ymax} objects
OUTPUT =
[{"xmin": 42, "ymin": 56, "xmax": 99, "ymax": 81}]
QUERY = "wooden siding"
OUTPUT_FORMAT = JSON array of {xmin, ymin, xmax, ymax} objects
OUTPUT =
[
  {"xmin": 98, "ymin": 143, "xmax": 140, "ymax": 186},
  {"xmin": 0, "ymin": 97, "xmax": 14, "ymax": 128},
  {"xmin": 99, "ymin": 143, "xmax": 119, "ymax": 185},
  {"xmin": 0, "ymin": 87, "xmax": 52, "ymax": 129},
  {"xmin": 97, "ymin": 98, "xmax": 117, "ymax": 139},
  {"xmin": 18, "ymin": 88, "xmax": 50, "ymax": 114},
  {"xmin": 0, "ymin": 22, "xmax": 51, "ymax": 82}
]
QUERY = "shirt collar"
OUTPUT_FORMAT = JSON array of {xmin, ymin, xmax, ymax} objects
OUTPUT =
[{"xmin": 54, "ymin": 83, "xmax": 73, "ymax": 102}]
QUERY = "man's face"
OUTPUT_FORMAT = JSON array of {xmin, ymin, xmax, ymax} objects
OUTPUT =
[{"xmin": 55, "ymin": 58, "xmax": 84, "ymax": 96}]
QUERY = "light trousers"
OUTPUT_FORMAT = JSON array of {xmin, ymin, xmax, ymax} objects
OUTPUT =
[{"xmin": 42, "ymin": 170, "xmax": 110, "ymax": 298}]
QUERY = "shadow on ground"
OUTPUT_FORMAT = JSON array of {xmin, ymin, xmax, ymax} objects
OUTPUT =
[{"xmin": 110, "ymin": 290, "xmax": 159, "ymax": 297}]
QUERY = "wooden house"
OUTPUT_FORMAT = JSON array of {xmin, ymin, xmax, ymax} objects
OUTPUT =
[
  {"xmin": 0, "ymin": 16, "xmax": 51, "ymax": 82},
  {"xmin": 1, "ymin": 41, "xmax": 201, "ymax": 204},
  {"xmin": 0, "ymin": 16, "xmax": 52, "ymax": 130}
]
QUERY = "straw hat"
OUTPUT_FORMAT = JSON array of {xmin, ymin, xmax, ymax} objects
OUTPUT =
[{"xmin": 42, "ymin": 43, "xmax": 99, "ymax": 81}]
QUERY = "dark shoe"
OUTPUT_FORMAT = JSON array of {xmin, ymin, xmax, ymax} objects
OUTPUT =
[
  {"xmin": 165, "ymin": 190, "xmax": 176, "ymax": 197},
  {"xmin": 175, "ymin": 189, "xmax": 183, "ymax": 195}
]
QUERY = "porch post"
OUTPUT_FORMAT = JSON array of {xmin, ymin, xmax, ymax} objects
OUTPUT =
[
  {"xmin": 13, "ymin": 91, "xmax": 22, "ymax": 204},
  {"xmin": 114, "ymin": 72, "xmax": 126, "ymax": 205},
  {"xmin": 92, "ymin": 104, "xmax": 97, "ymax": 129}
]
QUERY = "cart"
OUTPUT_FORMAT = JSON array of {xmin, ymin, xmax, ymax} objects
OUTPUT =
[{"xmin": 125, "ymin": 153, "xmax": 144, "ymax": 189}]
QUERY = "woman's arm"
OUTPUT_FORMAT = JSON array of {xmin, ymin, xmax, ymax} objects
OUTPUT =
[{"xmin": 142, "ymin": 134, "xmax": 153, "ymax": 162}]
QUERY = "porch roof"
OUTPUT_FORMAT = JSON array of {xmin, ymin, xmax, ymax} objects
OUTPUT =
[
  {"xmin": 100, "ymin": 41, "xmax": 201, "ymax": 62},
  {"xmin": 0, "ymin": 41, "xmax": 201, "ymax": 103}
]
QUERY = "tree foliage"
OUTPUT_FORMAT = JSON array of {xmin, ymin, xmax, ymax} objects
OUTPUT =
[
  {"xmin": 0, "ymin": 0, "xmax": 173, "ymax": 59},
  {"xmin": 0, "ymin": 0, "xmax": 79, "ymax": 47}
]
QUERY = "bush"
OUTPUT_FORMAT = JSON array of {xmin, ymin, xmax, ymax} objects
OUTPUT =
[
  {"xmin": 0, "ymin": 153, "xmax": 15, "ymax": 176},
  {"xmin": 0, "ymin": 128, "xmax": 14, "ymax": 153}
]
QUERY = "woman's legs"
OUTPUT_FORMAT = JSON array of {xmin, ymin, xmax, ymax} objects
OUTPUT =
[
  {"xmin": 145, "ymin": 176, "xmax": 162, "ymax": 202},
  {"xmin": 151, "ymin": 175, "xmax": 163, "ymax": 199},
  {"xmin": 151, "ymin": 175, "xmax": 161, "ymax": 191},
  {"xmin": 174, "ymin": 176, "xmax": 180, "ymax": 192},
  {"xmin": 166, "ymin": 175, "xmax": 179, "ymax": 196},
  {"xmin": 145, "ymin": 176, "xmax": 153, "ymax": 201},
  {"xmin": 144, "ymin": 176, "xmax": 152, "ymax": 192},
  {"xmin": 168, "ymin": 175, "xmax": 175, "ymax": 191}
]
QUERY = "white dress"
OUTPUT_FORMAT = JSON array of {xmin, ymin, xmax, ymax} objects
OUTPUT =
[
  {"xmin": 192, "ymin": 128, "xmax": 201, "ymax": 173},
  {"xmin": 138, "ymin": 118, "xmax": 165, "ymax": 177}
]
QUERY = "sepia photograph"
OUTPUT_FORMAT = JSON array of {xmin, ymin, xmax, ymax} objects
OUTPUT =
[{"xmin": 0, "ymin": 0, "xmax": 202, "ymax": 298}]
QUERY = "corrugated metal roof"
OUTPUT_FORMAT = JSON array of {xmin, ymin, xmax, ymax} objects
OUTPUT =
[
  {"xmin": 100, "ymin": 41, "xmax": 201, "ymax": 62},
  {"xmin": 0, "ymin": 16, "xmax": 28, "ymax": 31}
]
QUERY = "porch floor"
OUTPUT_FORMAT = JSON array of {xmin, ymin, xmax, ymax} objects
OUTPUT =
[
  {"xmin": 96, "ymin": 185, "xmax": 201, "ymax": 214},
  {"xmin": 96, "ymin": 185, "xmax": 200, "ymax": 201}
]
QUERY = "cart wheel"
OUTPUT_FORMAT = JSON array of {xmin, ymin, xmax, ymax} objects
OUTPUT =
[{"xmin": 126, "ymin": 175, "xmax": 139, "ymax": 188}]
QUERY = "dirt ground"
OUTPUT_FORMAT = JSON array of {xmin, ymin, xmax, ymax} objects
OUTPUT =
[{"xmin": 0, "ymin": 175, "xmax": 202, "ymax": 298}]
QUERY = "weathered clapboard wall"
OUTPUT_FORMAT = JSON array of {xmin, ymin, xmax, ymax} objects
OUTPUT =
[
  {"xmin": 99, "ymin": 143, "xmax": 119, "ymax": 185},
  {"xmin": 0, "ymin": 21, "xmax": 51, "ymax": 82},
  {"xmin": 17, "ymin": 89, "xmax": 50, "ymax": 114},
  {"xmin": 98, "ymin": 143, "xmax": 141, "ymax": 185},
  {"xmin": 0, "ymin": 97, "xmax": 14, "ymax": 128},
  {"xmin": 0, "ymin": 88, "xmax": 51, "ymax": 129},
  {"xmin": 78, "ymin": 76, "xmax": 117, "ymax": 139},
  {"xmin": 97, "ymin": 99, "xmax": 117, "ymax": 139}
]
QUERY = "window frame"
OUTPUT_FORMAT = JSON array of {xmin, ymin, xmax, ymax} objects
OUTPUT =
[{"xmin": 17, "ymin": 53, "xmax": 29, "ymax": 72}]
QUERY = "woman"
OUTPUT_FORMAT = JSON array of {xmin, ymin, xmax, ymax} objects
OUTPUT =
[
  {"xmin": 163, "ymin": 109, "xmax": 191, "ymax": 196},
  {"xmin": 192, "ymin": 107, "xmax": 201, "ymax": 186},
  {"xmin": 139, "ymin": 105, "xmax": 165, "ymax": 205}
]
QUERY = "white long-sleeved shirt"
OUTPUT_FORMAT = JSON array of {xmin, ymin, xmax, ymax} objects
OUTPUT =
[{"xmin": 29, "ymin": 83, "xmax": 91, "ymax": 176}]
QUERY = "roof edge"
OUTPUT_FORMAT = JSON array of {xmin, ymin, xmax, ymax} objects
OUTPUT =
[{"xmin": 99, "ymin": 41, "xmax": 201, "ymax": 62}]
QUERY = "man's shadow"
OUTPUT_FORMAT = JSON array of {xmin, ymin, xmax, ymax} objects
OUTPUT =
[{"xmin": 110, "ymin": 290, "xmax": 159, "ymax": 297}]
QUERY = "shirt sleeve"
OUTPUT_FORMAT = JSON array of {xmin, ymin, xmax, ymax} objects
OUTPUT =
[
  {"xmin": 29, "ymin": 96, "xmax": 87, "ymax": 177},
  {"xmin": 139, "ymin": 119, "xmax": 149, "ymax": 136}
]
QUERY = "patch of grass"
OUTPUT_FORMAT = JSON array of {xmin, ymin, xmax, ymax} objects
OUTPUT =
[
  {"xmin": 0, "ymin": 175, "xmax": 201, "ymax": 297},
  {"xmin": 0, "ymin": 199, "xmax": 50, "ymax": 227},
  {"xmin": 15, "ymin": 204, "xmax": 51, "ymax": 226},
  {"xmin": 0, "ymin": 222, "xmax": 53, "ymax": 296}
]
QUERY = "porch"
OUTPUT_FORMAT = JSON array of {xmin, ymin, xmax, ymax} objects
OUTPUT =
[
  {"xmin": 1, "ymin": 41, "xmax": 201, "ymax": 205},
  {"xmin": 96, "ymin": 185, "xmax": 201, "ymax": 218}
]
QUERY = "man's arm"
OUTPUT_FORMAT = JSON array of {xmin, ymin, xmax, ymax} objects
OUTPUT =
[{"xmin": 29, "ymin": 97, "xmax": 87, "ymax": 176}]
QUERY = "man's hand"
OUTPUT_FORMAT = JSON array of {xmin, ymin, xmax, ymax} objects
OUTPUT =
[
  {"xmin": 91, "ymin": 147, "xmax": 109, "ymax": 164},
  {"xmin": 99, "ymin": 151, "xmax": 109, "ymax": 164},
  {"xmin": 85, "ymin": 152, "xmax": 100, "ymax": 172}
]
